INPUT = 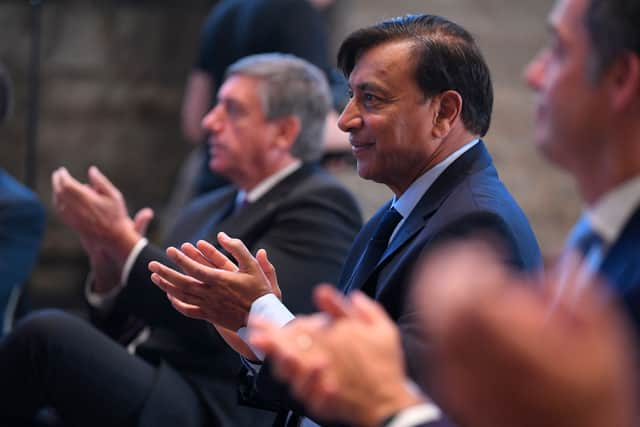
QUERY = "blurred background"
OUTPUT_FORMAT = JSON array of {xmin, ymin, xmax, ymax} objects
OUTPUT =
[{"xmin": 0, "ymin": 0, "xmax": 577, "ymax": 312}]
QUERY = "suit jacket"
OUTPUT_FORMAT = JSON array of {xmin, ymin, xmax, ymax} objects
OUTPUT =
[
  {"xmin": 0, "ymin": 169, "xmax": 45, "ymax": 331},
  {"xmin": 243, "ymin": 142, "xmax": 541, "ymax": 427},
  {"xmin": 598, "ymin": 205, "xmax": 640, "ymax": 334},
  {"xmin": 92, "ymin": 163, "xmax": 362, "ymax": 427},
  {"xmin": 396, "ymin": 195, "xmax": 640, "ymax": 427}
]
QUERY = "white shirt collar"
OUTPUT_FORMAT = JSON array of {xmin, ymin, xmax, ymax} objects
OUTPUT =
[
  {"xmin": 584, "ymin": 174, "xmax": 640, "ymax": 245},
  {"xmin": 393, "ymin": 139, "xmax": 479, "ymax": 219},
  {"xmin": 387, "ymin": 139, "xmax": 479, "ymax": 243},
  {"xmin": 236, "ymin": 160, "xmax": 303, "ymax": 206}
]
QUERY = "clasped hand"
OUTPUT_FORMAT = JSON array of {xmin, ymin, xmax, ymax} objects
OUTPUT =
[{"xmin": 148, "ymin": 233, "xmax": 281, "ymax": 331}]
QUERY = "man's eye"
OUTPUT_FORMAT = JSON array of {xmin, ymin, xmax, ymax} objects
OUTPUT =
[
  {"xmin": 347, "ymin": 88, "xmax": 354, "ymax": 99},
  {"xmin": 363, "ymin": 93, "xmax": 376, "ymax": 102}
]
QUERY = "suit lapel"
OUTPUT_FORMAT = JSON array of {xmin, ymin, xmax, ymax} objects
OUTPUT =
[
  {"xmin": 600, "ymin": 206, "xmax": 640, "ymax": 293},
  {"xmin": 349, "ymin": 142, "xmax": 493, "ymax": 295},
  {"xmin": 210, "ymin": 163, "xmax": 318, "ymax": 245}
]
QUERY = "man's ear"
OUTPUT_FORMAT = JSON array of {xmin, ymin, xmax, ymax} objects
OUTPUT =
[
  {"xmin": 605, "ymin": 52, "xmax": 640, "ymax": 112},
  {"xmin": 432, "ymin": 90, "xmax": 463, "ymax": 139},
  {"xmin": 273, "ymin": 115, "xmax": 301, "ymax": 151}
]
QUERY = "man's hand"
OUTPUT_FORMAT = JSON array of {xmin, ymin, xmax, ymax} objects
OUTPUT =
[
  {"xmin": 51, "ymin": 166, "xmax": 144, "ymax": 264},
  {"xmin": 148, "ymin": 232, "xmax": 279, "ymax": 331},
  {"xmin": 86, "ymin": 207, "xmax": 154, "ymax": 295},
  {"xmin": 250, "ymin": 285, "xmax": 425, "ymax": 427},
  {"xmin": 415, "ymin": 241, "xmax": 637, "ymax": 427}
]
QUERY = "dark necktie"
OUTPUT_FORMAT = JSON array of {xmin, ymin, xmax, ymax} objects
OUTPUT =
[{"xmin": 346, "ymin": 206, "xmax": 403, "ymax": 295}]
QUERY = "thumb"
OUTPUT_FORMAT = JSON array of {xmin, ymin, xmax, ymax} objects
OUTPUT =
[
  {"xmin": 133, "ymin": 207, "xmax": 154, "ymax": 235},
  {"xmin": 257, "ymin": 249, "xmax": 281, "ymax": 300}
]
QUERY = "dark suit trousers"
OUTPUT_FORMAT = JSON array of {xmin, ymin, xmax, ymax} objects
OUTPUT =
[{"xmin": 0, "ymin": 310, "xmax": 209, "ymax": 427}]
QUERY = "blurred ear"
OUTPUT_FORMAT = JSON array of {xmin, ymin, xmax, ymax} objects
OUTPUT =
[
  {"xmin": 273, "ymin": 115, "xmax": 301, "ymax": 151},
  {"xmin": 432, "ymin": 90, "xmax": 462, "ymax": 139},
  {"xmin": 605, "ymin": 52, "xmax": 640, "ymax": 112}
]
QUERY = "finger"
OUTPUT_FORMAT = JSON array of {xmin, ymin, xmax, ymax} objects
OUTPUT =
[
  {"xmin": 546, "ymin": 251, "xmax": 584, "ymax": 316},
  {"xmin": 181, "ymin": 243, "xmax": 215, "ymax": 268},
  {"xmin": 257, "ymin": 249, "xmax": 280, "ymax": 298},
  {"xmin": 88, "ymin": 165, "xmax": 121, "ymax": 199},
  {"xmin": 349, "ymin": 290, "xmax": 388, "ymax": 324},
  {"xmin": 133, "ymin": 207, "xmax": 154, "ymax": 235},
  {"xmin": 217, "ymin": 232, "xmax": 260, "ymax": 273},
  {"xmin": 291, "ymin": 360, "xmax": 328, "ymax": 405},
  {"xmin": 51, "ymin": 168, "xmax": 63, "ymax": 195},
  {"xmin": 248, "ymin": 317, "xmax": 283, "ymax": 355},
  {"xmin": 196, "ymin": 240, "xmax": 238, "ymax": 271},
  {"xmin": 165, "ymin": 246, "xmax": 226, "ymax": 284},
  {"xmin": 54, "ymin": 168, "xmax": 98, "ymax": 205},
  {"xmin": 308, "ymin": 375, "xmax": 339, "ymax": 418},
  {"xmin": 150, "ymin": 271, "xmax": 209, "ymax": 307},
  {"xmin": 148, "ymin": 260, "xmax": 206, "ymax": 298},
  {"xmin": 166, "ymin": 294, "xmax": 205, "ymax": 320},
  {"xmin": 270, "ymin": 344, "xmax": 309, "ymax": 383},
  {"xmin": 314, "ymin": 284, "xmax": 349, "ymax": 319}
]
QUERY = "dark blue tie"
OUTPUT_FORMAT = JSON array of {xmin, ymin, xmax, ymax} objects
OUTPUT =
[{"xmin": 347, "ymin": 206, "xmax": 403, "ymax": 295}]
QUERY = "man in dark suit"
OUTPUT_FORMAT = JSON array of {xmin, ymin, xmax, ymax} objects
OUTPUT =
[
  {"xmin": 0, "ymin": 64, "xmax": 45, "ymax": 335},
  {"xmin": 241, "ymin": 0, "xmax": 640, "ymax": 426},
  {"xmin": 0, "ymin": 54, "xmax": 361, "ymax": 427},
  {"xmin": 525, "ymin": 0, "xmax": 640, "ymax": 332},
  {"xmin": 149, "ymin": 14, "xmax": 542, "ymax": 426}
]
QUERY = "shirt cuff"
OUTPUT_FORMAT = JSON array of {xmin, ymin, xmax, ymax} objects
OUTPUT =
[
  {"xmin": 85, "ymin": 238, "xmax": 148, "ymax": 311},
  {"xmin": 383, "ymin": 402, "xmax": 441, "ymax": 427},
  {"xmin": 237, "ymin": 293, "xmax": 295, "ymax": 361}
]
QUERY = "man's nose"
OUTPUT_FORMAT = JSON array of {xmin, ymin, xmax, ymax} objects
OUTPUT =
[
  {"xmin": 523, "ymin": 49, "xmax": 549, "ymax": 91},
  {"xmin": 337, "ymin": 98, "xmax": 363, "ymax": 133},
  {"xmin": 202, "ymin": 104, "xmax": 224, "ymax": 134}
]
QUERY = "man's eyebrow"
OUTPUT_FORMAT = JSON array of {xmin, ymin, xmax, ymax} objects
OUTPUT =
[{"xmin": 354, "ymin": 81, "xmax": 387, "ymax": 93}]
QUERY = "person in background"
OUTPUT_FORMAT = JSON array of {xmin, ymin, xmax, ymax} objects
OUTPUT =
[
  {"xmin": 0, "ymin": 54, "xmax": 361, "ymax": 427},
  {"xmin": 178, "ymin": 0, "xmax": 348, "ymax": 204}
]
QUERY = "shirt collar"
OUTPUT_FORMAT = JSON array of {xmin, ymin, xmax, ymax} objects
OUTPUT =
[
  {"xmin": 392, "ymin": 139, "xmax": 480, "ymax": 219},
  {"xmin": 235, "ymin": 160, "xmax": 303, "ymax": 206},
  {"xmin": 583, "ymin": 174, "xmax": 640, "ymax": 245}
]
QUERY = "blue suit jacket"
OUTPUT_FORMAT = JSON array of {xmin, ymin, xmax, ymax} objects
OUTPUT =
[
  {"xmin": 0, "ymin": 169, "xmax": 44, "ymax": 312},
  {"xmin": 337, "ymin": 141, "xmax": 541, "ymax": 386},
  {"xmin": 599, "ymin": 206, "xmax": 640, "ymax": 334},
  {"xmin": 245, "ymin": 142, "xmax": 541, "ymax": 427}
]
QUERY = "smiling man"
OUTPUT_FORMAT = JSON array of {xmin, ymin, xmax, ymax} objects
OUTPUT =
[
  {"xmin": 240, "ymin": 2, "xmax": 640, "ymax": 426},
  {"xmin": 150, "ymin": 14, "xmax": 542, "ymax": 427}
]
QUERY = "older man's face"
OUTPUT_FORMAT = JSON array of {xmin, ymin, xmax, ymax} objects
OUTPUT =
[
  {"xmin": 524, "ymin": 0, "xmax": 609, "ymax": 173},
  {"xmin": 338, "ymin": 40, "xmax": 441, "ymax": 196},
  {"xmin": 202, "ymin": 75, "xmax": 282, "ymax": 190}
]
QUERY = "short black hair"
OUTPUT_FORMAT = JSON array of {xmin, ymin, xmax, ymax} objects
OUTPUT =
[
  {"xmin": 337, "ymin": 14, "xmax": 493, "ymax": 137},
  {"xmin": 586, "ymin": 0, "xmax": 640, "ymax": 79}
]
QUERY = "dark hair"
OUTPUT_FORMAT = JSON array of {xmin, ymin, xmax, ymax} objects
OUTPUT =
[
  {"xmin": 337, "ymin": 14, "xmax": 493, "ymax": 137},
  {"xmin": 586, "ymin": 0, "xmax": 640, "ymax": 79}
]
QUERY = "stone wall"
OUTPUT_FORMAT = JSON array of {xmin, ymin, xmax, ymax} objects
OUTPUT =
[
  {"xmin": 0, "ymin": 0, "xmax": 579, "ymax": 309},
  {"xmin": 0, "ymin": 0, "xmax": 212, "ymax": 307}
]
